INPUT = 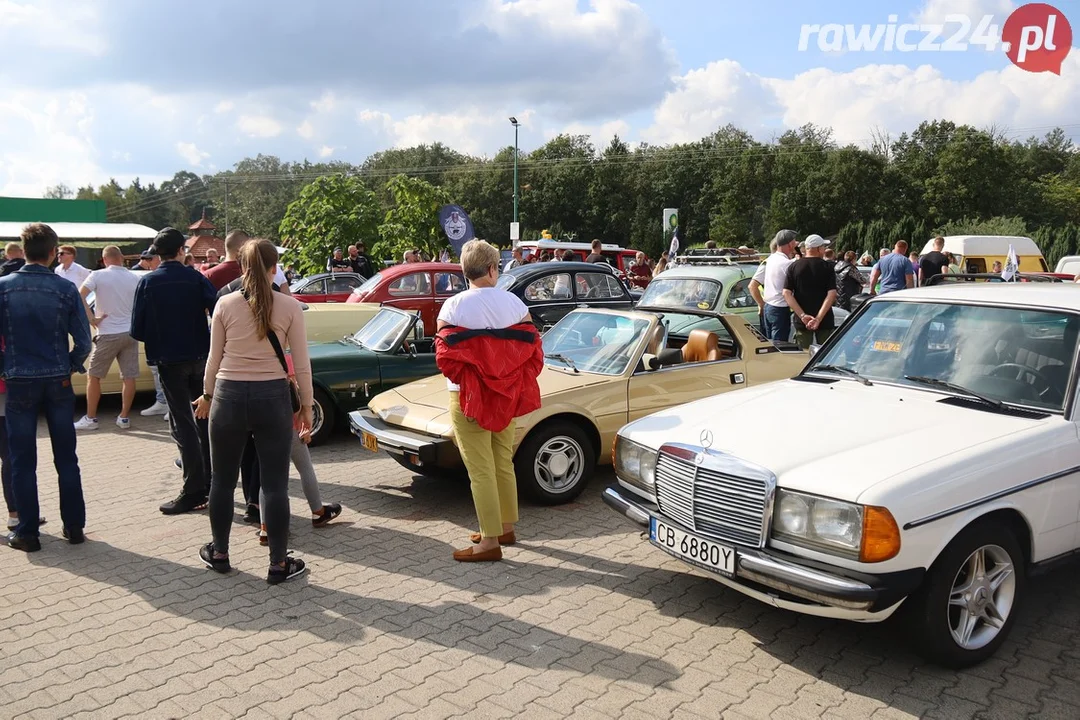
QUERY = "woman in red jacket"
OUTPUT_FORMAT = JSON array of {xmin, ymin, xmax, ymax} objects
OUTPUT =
[{"xmin": 435, "ymin": 240, "xmax": 544, "ymax": 562}]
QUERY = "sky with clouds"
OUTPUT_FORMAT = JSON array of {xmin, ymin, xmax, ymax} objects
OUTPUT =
[{"xmin": 0, "ymin": 0, "xmax": 1077, "ymax": 197}]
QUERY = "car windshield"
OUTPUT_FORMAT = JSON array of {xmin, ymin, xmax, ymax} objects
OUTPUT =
[
  {"xmin": 640, "ymin": 277, "xmax": 722, "ymax": 310},
  {"xmin": 542, "ymin": 311, "xmax": 650, "ymax": 375},
  {"xmin": 351, "ymin": 308, "xmax": 413, "ymax": 352},
  {"xmin": 807, "ymin": 300, "xmax": 1079, "ymax": 412},
  {"xmin": 656, "ymin": 311, "xmax": 733, "ymax": 341},
  {"xmin": 353, "ymin": 272, "xmax": 383, "ymax": 295}
]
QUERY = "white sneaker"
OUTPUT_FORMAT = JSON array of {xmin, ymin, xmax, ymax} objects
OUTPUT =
[
  {"xmin": 74, "ymin": 416, "xmax": 99, "ymax": 431},
  {"xmin": 116, "ymin": 417, "xmax": 131, "ymax": 430},
  {"xmin": 141, "ymin": 401, "xmax": 168, "ymax": 417}
]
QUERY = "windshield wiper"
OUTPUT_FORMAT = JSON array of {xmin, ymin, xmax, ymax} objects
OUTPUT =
[
  {"xmin": 903, "ymin": 376, "xmax": 1004, "ymax": 409},
  {"xmin": 545, "ymin": 353, "xmax": 579, "ymax": 373},
  {"xmin": 343, "ymin": 335, "xmax": 365, "ymax": 348},
  {"xmin": 811, "ymin": 364, "xmax": 873, "ymax": 386}
]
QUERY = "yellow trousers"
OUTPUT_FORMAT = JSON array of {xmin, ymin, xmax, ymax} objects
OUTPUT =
[{"xmin": 449, "ymin": 392, "xmax": 518, "ymax": 538}]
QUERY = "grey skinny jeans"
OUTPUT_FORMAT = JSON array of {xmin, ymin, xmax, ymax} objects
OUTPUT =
[
  {"xmin": 258, "ymin": 435, "xmax": 323, "ymax": 514},
  {"xmin": 208, "ymin": 379, "xmax": 293, "ymax": 564}
]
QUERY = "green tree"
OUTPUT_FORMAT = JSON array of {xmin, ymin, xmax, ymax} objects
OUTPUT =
[
  {"xmin": 278, "ymin": 174, "xmax": 381, "ymax": 275},
  {"xmin": 936, "ymin": 216, "xmax": 1029, "ymax": 237},
  {"xmin": 377, "ymin": 174, "xmax": 453, "ymax": 262}
]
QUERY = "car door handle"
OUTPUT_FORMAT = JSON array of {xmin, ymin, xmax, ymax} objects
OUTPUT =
[{"xmin": 577, "ymin": 303, "xmax": 590, "ymax": 308}]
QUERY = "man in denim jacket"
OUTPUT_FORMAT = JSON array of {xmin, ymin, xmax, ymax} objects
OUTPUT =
[
  {"xmin": 131, "ymin": 228, "xmax": 218, "ymax": 514},
  {"xmin": 0, "ymin": 223, "xmax": 92, "ymax": 552}
]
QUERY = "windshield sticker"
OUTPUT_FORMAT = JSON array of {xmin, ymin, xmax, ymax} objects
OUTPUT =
[
  {"xmin": 872, "ymin": 340, "xmax": 902, "ymax": 352},
  {"xmin": 697, "ymin": 301, "xmax": 710, "ymax": 309}
]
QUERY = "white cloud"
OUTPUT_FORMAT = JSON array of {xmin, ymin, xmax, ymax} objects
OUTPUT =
[
  {"xmin": 360, "ymin": 108, "xmax": 537, "ymax": 155},
  {"xmin": 0, "ymin": 88, "xmax": 104, "ymax": 196},
  {"xmin": 552, "ymin": 119, "xmax": 632, "ymax": 148},
  {"xmin": 176, "ymin": 141, "xmax": 209, "ymax": 167},
  {"xmin": 297, "ymin": 120, "xmax": 314, "ymax": 139},
  {"xmin": 214, "ymin": 100, "xmax": 235, "ymax": 114},
  {"xmin": 311, "ymin": 91, "xmax": 337, "ymax": 114},
  {"xmin": 916, "ymin": 0, "xmax": 1015, "ymax": 25},
  {"xmin": 237, "ymin": 114, "xmax": 282, "ymax": 138},
  {"xmin": 318, "ymin": 145, "xmax": 336, "ymax": 158},
  {"xmin": 644, "ymin": 52, "xmax": 1080, "ymax": 147},
  {"xmin": 641, "ymin": 60, "xmax": 779, "ymax": 144}
]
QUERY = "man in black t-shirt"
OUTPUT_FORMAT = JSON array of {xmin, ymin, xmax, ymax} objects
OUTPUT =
[
  {"xmin": 918, "ymin": 236, "xmax": 949, "ymax": 286},
  {"xmin": 782, "ymin": 234, "xmax": 837, "ymax": 349},
  {"xmin": 327, "ymin": 247, "xmax": 351, "ymax": 273},
  {"xmin": 585, "ymin": 239, "xmax": 606, "ymax": 264},
  {"xmin": 348, "ymin": 243, "xmax": 374, "ymax": 278}
]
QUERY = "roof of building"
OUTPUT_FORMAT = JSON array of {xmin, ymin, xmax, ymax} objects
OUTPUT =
[
  {"xmin": 186, "ymin": 235, "xmax": 225, "ymax": 260},
  {"xmin": 188, "ymin": 211, "xmax": 216, "ymax": 232},
  {"xmin": 0, "ymin": 221, "xmax": 158, "ymax": 242}
]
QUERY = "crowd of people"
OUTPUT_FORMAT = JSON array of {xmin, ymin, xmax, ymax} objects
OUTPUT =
[
  {"xmin": 0, "ymin": 223, "xmax": 347, "ymax": 584},
  {"xmin": 746, "ymin": 232, "xmax": 959, "ymax": 350}
]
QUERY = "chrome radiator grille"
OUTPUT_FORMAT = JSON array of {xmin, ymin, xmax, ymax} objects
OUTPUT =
[{"xmin": 654, "ymin": 444, "xmax": 774, "ymax": 548}]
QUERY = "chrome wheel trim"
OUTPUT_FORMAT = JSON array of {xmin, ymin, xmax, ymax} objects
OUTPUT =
[
  {"xmin": 311, "ymin": 397, "xmax": 325, "ymax": 438},
  {"xmin": 948, "ymin": 544, "xmax": 1016, "ymax": 651},
  {"xmin": 533, "ymin": 435, "xmax": 585, "ymax": 494}
]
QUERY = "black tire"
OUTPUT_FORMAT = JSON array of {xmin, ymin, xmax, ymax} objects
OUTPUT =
[
  {"xmin": 907, "ymin": 520, "xmax": 1026, "ymax": 668},
  {"xmin": 309, "ymin": 387, "xmax": 336, "ymax": 446},
  {"xmin": 514, "ymin": 421, "xmax": 595, "ymax": 505},
  {"xmin": 391, "ymin": 454, "xmax": 465, "ymax": 481}
]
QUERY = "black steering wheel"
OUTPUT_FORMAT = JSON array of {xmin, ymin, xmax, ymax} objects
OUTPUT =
[{"xmin": 989, "ymin": 363, "xmax": 1054, "ymax": 399}]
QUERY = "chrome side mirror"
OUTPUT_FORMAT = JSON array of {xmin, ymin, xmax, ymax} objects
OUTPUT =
[{"xmin": 809, "ymin": 344, "xmax": 821, "ymax": 358}]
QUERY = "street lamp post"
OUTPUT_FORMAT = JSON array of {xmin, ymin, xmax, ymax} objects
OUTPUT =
[{"xmin": 509, "ymin": 117, "xmax": 520, "ymax": 225}]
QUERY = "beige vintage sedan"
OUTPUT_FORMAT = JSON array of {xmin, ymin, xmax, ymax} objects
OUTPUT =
[
  {"xmin": 349, "ymin": 306, "xmax": 809, "ymax": 504},
  {"xmin": 72, "ymin": 302, "xmax": 382, "ymax": 396}
]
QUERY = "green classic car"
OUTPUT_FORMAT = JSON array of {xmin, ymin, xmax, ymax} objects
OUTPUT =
[{"xmin": 308, "ymin": 307, "xmax": 439, "ymax": 445}]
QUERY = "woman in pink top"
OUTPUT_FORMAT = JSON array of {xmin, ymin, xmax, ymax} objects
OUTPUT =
[{"xmin": 193, "ymin": 239, "xmax": 314, "ymax": 584}]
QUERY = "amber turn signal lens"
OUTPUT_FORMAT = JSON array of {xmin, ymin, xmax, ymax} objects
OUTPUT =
[{"xmin": 860, "ymin": 506, "xmax": 901, "ymax": 562}]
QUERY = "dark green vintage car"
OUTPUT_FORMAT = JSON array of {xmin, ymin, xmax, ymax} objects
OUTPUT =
[{"xmin": 308, "ymin": 307, "xmax": 439, "ymax": 445}]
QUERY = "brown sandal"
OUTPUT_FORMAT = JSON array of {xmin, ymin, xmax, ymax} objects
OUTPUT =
[{"xmin": 469, "ymin": 531, "xmax": 516, "ymax": 545}]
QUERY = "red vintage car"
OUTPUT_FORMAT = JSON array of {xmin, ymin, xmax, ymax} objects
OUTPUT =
[
  {"xmin": 346, "ymin": 262, "xmax": 467, "ymax": 335},
  {"xmin": 290, "ymin": 272, "xmax": 366, "ymax": 303}
]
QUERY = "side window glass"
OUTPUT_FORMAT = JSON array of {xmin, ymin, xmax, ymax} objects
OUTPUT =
[
  {"xmin": 576, "ymin": 273, "xmax": 623, "ymax": 299},
  {"xmin": 725, "ymin": 278, "xmax": 753, "ymax": 309},
  {"xmin": 297, "ymin": 279, "xmax": 325, "ymax": 295},
  {"xmin": 328, "ymin": 276, "xmax": 360, "ymax": 294},
  {"xmin": 388, "ymin": 273, "xmax": 431, "ymax": 296},
  {"xmin": 525, "ymin": 274, "xmax": 571, "ymax": 301},
  {"xmin": 435, "ymin": 272, "xmax": 466, "ymax": 295}
]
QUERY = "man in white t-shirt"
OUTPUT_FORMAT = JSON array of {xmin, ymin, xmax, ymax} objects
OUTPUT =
[
  {"xmin": 749, "ymin": 229, "xmax": 798, "ymax": 343},
  {"xmin": 74, "ymin": 246, "xmax": 143, "ymax": 430},
  {"xmin": 55, "ymin": 244, "xmax": 91, "ymax": 288}
]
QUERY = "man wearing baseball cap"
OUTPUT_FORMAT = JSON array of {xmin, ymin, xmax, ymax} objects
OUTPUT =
[
  {"xmin": 130, "ymin": 228, "xmax": 218, "ymax": 514},
  {"xmin": 327, "ymin": 247, "xmax": 350, "ymax": 273},
  {"xmin": 749, "ymin": 229, "xmax": 798, "ymax": 343},
  {"xmin": 782, "ymin": 234, "xmax": 837, "ymax": 349}
]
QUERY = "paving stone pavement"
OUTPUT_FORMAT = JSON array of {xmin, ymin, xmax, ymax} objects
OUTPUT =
[{"xmin": 1, "ymin": 407, "xmax": 1079, "ymax": 719}]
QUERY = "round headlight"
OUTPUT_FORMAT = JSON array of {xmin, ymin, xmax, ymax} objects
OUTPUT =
[
  {"xmin": 810, "ymin": 499, "xmax": 863, "ymax": 548},
  {"xmin": 776, "ymin": 493, "xmax": 809, "ymax": 536}
]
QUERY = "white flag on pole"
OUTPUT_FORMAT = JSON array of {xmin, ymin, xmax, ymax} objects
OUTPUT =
[
  {"xmin": 1002, "ymin": 244, "xmax": 1018, "ymax": 281},
  {"xmin": 668, "ymin": 227, "xmax": 680, "ymax": 258}
]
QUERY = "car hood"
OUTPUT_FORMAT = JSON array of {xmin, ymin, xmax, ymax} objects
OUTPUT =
[
  {"xmin": 624, "ymin": 379, "xmax": 1055, "ymax": 503},
  {"xmin": 370, "ymin": 365, "xmax": 616, "ymax": 436},
  {"xmin": 307, "ymin": 339, "xmax": 373, "ymax": 364}
]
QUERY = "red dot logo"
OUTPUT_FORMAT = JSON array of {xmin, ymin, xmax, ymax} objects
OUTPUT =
[{"xmin": 1003, "ymin": 3, "xmax": 1072, "ymax": 74}]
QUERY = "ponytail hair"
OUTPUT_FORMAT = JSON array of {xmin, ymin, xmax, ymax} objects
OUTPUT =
[{"xmin": 239, "ymin": 238, "xmax": 279, "ymax": 340}]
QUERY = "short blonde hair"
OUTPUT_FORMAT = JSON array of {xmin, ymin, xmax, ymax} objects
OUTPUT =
[{"xmin": 461, "ymin": 239, "xmax": 499, "ymax": 280}]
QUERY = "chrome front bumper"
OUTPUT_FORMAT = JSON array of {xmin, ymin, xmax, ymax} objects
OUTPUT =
[
  {"xmin": 603, "ymin": 485, "xmax": 921, "ymax": 616},
  {"xmin": 348, "ymin": 410, "xmax": 460, "ymax": 467}
]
